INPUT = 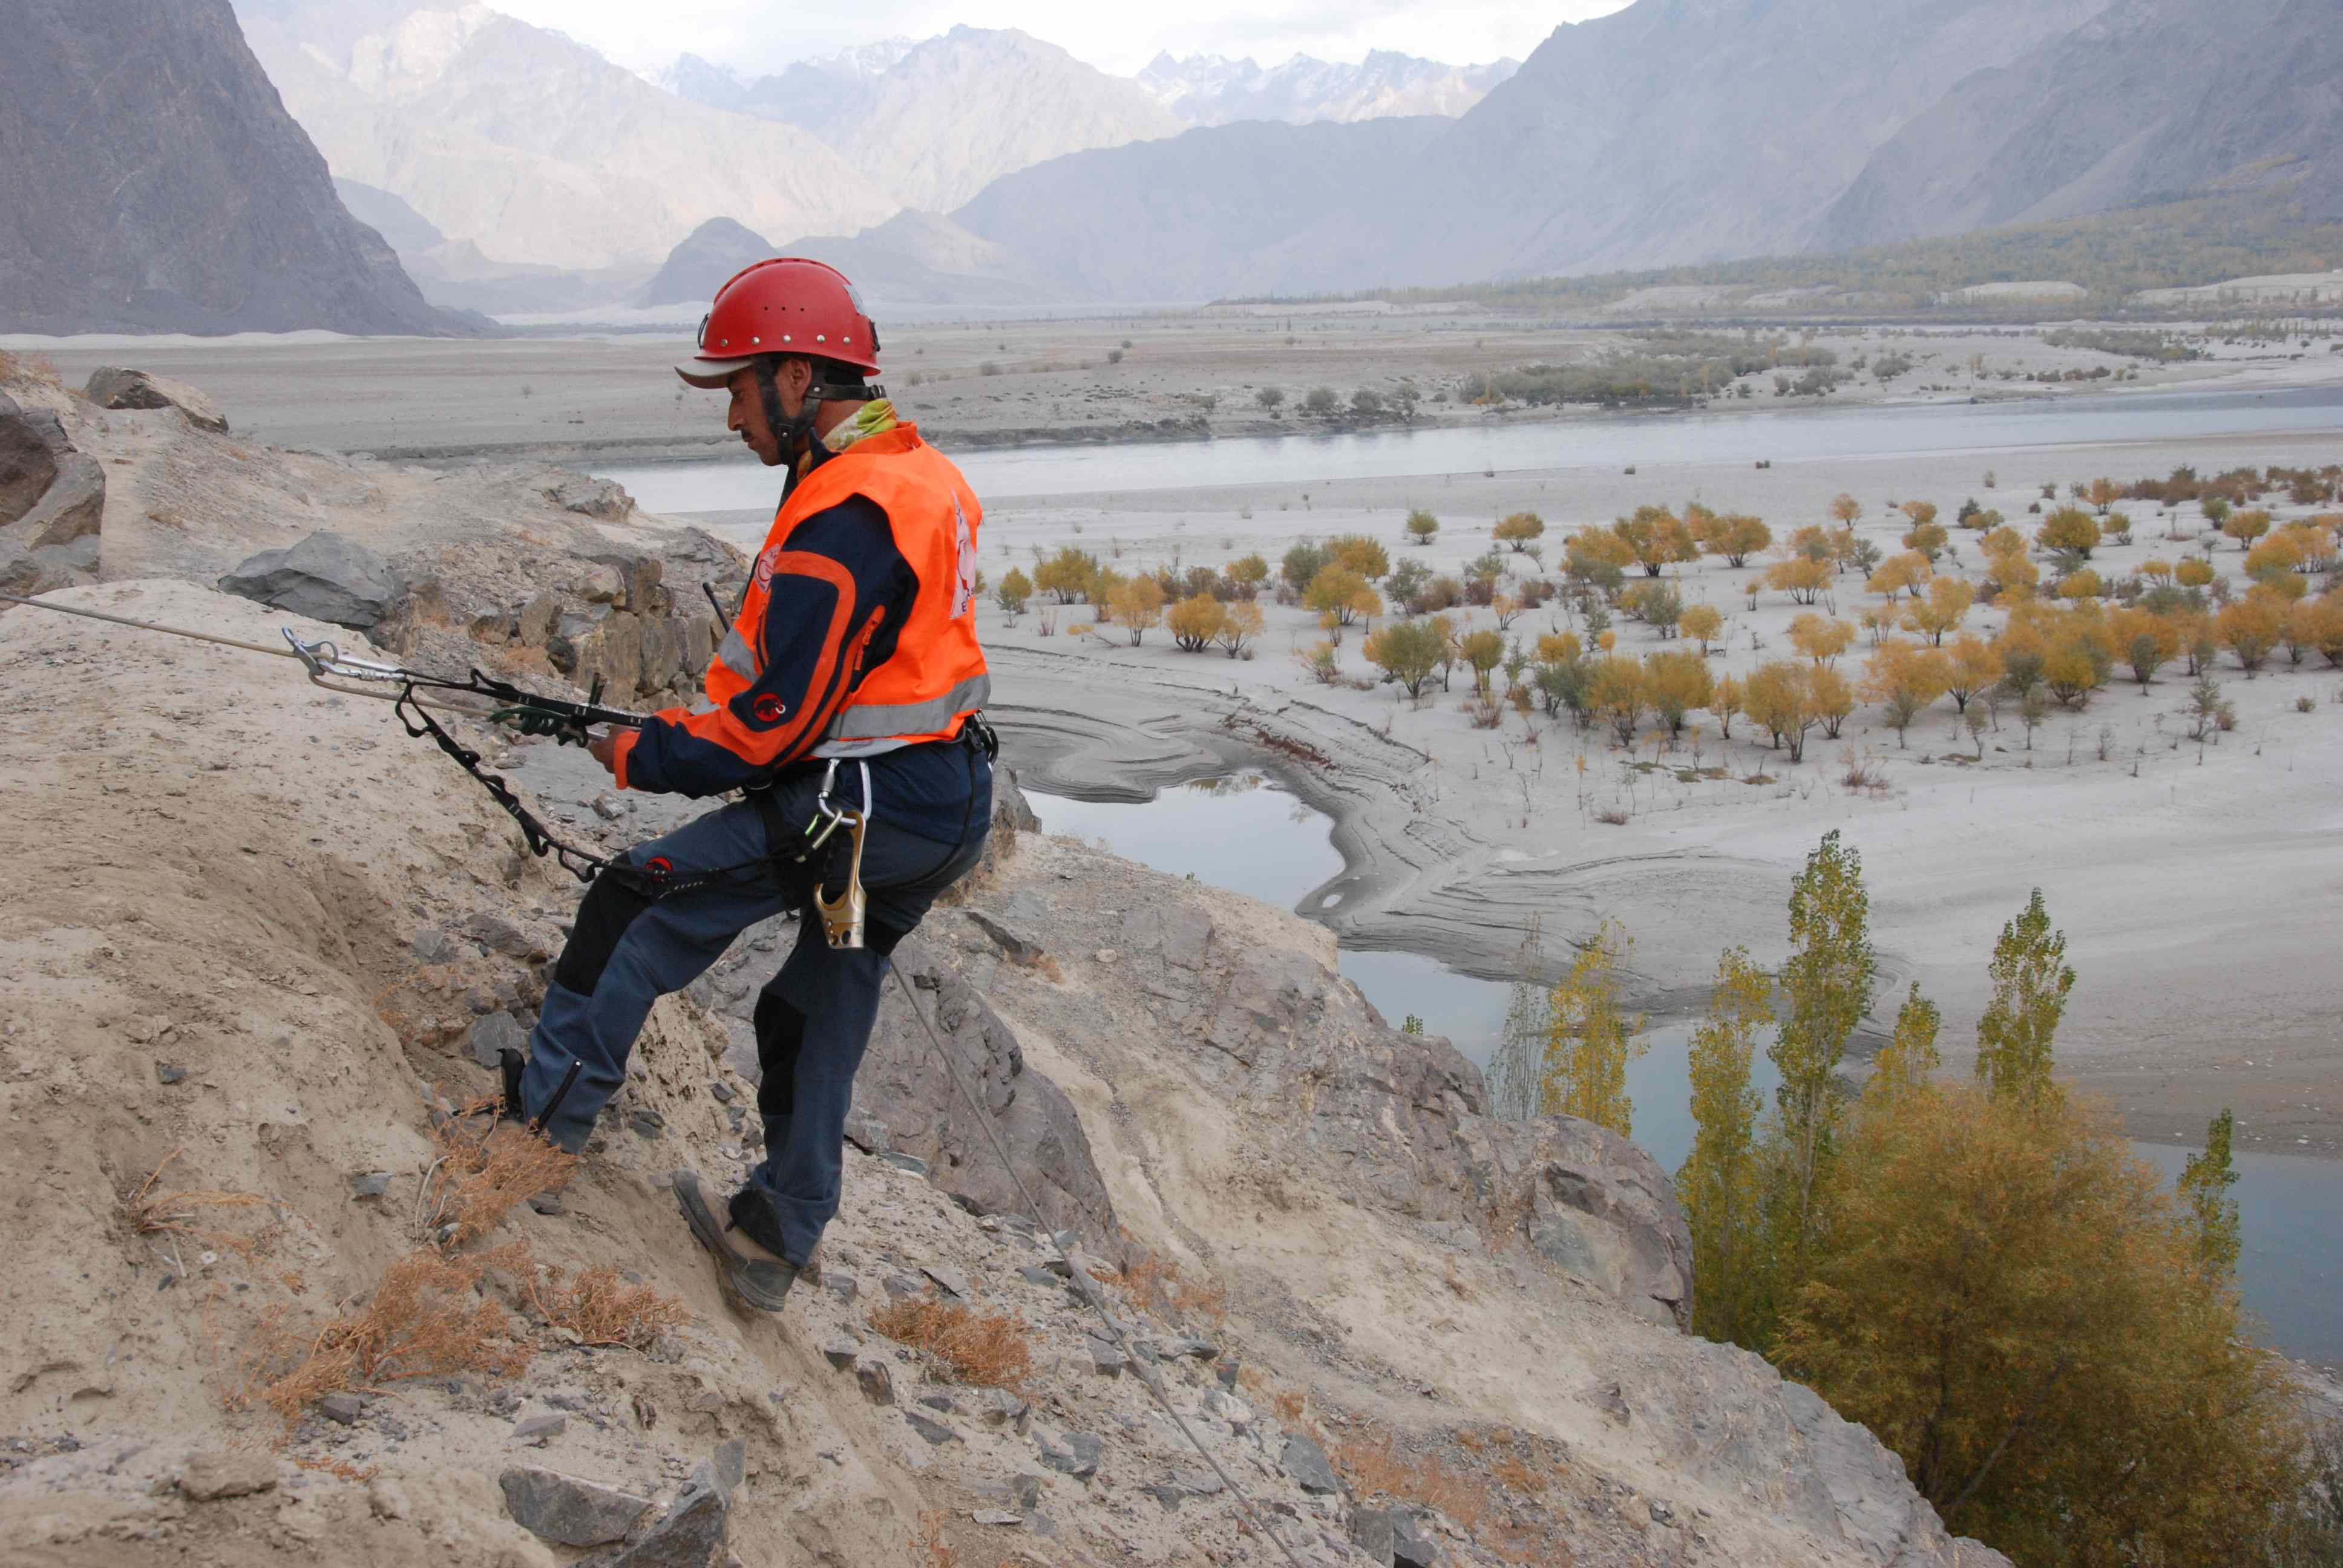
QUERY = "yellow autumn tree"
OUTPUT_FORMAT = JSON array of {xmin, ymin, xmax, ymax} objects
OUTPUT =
[
  {"xmin": 1902, "ymin": 577, "xmax": 1973, "ymax": 644},
  {"xmin": 1775, "ymin": 1082, "xmax": 2309, "ymax": 1564},
  {"xmin": 1539, "ymin": 919, "xmax": 1647, "ymax": 1135},
  {"xmin": 1166, "ymin": 593, "xmax": 1227, "ymax": 652},
  {"xmin": 1787, "ymin": 612, "xmax": 1856, "ymax": 665}
]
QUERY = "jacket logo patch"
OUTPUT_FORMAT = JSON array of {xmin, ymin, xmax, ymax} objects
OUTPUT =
[
  {"xmin": 752, "ymin": 693, "xmax": 787, "ymax": 724},
  {"xmin": 951, "ymin": 494, "xmax": 975, "ymax": 619},
  {"xmin": 754, "ymin": 546, "xmax": 781, "ymax": 591}
]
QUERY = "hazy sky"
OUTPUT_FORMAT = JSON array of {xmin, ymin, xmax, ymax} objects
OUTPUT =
[{"xmin": 484, "ymin": 0, "xmax": 1635, "ymax": 78}]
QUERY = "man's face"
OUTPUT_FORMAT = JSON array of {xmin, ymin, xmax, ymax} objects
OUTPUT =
[
  {"xmin": 725, "ymin": 368, "xmax": 782, "ymax": 467},
  {"xmin": 724, "ymin": 360, "xmax": 811, "ymax": 468}
]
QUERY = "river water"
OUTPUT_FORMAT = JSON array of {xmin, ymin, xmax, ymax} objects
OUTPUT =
[
  {"xmin": 599, "ymin": 382, "xmax": 2343, "ymax": 513},
  {"xmin": 1023, "ymin": 774, "xmax": 2341, "ymax": 1368}
]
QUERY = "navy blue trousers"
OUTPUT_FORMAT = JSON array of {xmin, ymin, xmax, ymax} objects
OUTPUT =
[{"xmin": 519, "ymin": 760, "xmax": 987, "ymax": 1263}]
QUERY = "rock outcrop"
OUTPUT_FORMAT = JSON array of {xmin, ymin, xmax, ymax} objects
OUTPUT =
[
  {"xmin": 0, "ymin": 0, "xmax": 462, "ymax": 335},
  {"xmin": 220, "ymin": 530, "xmax": 402, "ymax": 630},
  {"xmin": 0, "ymin": 392, "xmax": 103, "ymax": 596},
  {"xmin": 83, "ymin": 368, "xmax": 232, "ymax": 434}
]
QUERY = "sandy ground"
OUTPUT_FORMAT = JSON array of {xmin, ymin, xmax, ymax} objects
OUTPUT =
[{"xmin": 9, "ymin": 313, "xmax": 2338, "ymax": 463}]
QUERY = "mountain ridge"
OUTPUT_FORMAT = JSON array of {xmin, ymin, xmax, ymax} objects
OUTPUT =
[
  {"xmin": 239, "ymin": 2, "xmax": 896, "ymax": 270},
  {"xmin": 0, "ymin": 0, "xmax": 463, "ymax": 336}
]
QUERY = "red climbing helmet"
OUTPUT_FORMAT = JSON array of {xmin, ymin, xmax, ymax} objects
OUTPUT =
[{"xmin": 675, "ymin": 256, "xmax": 882, "ymax": 387}]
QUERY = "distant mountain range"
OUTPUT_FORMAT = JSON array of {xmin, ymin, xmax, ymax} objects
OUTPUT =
[
  {"xmin": 26, "ymin": 0, "xmax": 2327, "ymax": 334},
  {"xmin": 231, "ymin": 2, "xmax": 1519, "ymax": 284},
  {"xmin": 1814, "ymin": 0, "xmax": 2343, "ymax": 249},
  {"xmin": 1133, "ymin": 50, "xmax": 1518, "ymax": 126},
  {"xmin": 237, "ymin": 1, "xmax": 893, "ymax": 272},
  {"xmin": 922, "ymin": 0, "xmax": 2343, "ymax": 302},
  {"xmin": 660, "ymin": 28, "xmax": 1184, "ymax": 214}
]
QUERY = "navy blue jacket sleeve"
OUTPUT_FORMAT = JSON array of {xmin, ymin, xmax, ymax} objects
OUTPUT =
[{"xmin": 622, "ymin": 495, "xmax": 916, "ymax": 797}]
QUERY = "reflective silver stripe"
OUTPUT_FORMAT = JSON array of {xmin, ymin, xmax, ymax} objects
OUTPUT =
[
  {"xmin": 715, "ymin": 627, "xmax": 758, "ymax": 677},
  {"xmin": 811, "ymin": 735, "xmax": 914, "ymax": 759},
  {"xmin": 822, "ymin": 673, "xmax": 990, "ymax": 741}
]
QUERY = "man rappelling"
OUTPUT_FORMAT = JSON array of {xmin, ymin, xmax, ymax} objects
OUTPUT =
[{"xmin": 502, "ymin": 257, "xmax": 995, "ymax": 1312}]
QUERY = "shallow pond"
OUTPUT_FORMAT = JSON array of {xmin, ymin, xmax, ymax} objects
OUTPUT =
[
  {"xmin": 1023, "ymin": 773, "xmax": 2340, "ymax": 1367},
  {"xmin": 600, "ymin": 382, "xmax": 2343, "ymax": 513}
]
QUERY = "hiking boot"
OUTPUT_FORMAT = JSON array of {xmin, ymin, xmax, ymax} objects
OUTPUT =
[
  {"xmin": 673, "ymin": 1169, "xmax": 796, "ymax": 1312},
  {"xmin": 725, "ymin": 1184, "xmax": 818, "ymax": 1283}
]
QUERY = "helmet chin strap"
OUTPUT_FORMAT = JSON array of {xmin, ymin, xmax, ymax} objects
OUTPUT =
[
  {"xmin": 756, "ymin": 360, "xmax": 823, "ymax": 496},
  {"xmin": 755, "ymin": 357, "xmax": 885, "ymax": 498}
]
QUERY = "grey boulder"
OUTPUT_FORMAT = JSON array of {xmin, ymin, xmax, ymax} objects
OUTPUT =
[
  {"xmin": 582, "ymin": 1460, "xmax": 729, "ymax": 1567},
  {"xmin": 499, "ymin": 1466, "xmax": 655, "ymax": 1549},
  {"xmin": 219, "ymin": 531, "xmax": 400, "ymax": 630},
  {"xmin": 82, "ymin": 367, "xmax": 230, "ymax": 433},
  {"xmin": 1280, "ymin": 1432, "xmax": 1340, "ymax": 1497},
  {"xmin": 0, "ymin": 392, "xmax": 103, "ymax": 597},
  {"xmin": 545, "ymin": 473, "xmax": 634, "ymax": 519}
]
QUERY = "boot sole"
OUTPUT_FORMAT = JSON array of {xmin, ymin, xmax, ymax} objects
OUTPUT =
[{"xmin": 672, "ymin": 1168, "xmax": 796, "ymax": 1313}]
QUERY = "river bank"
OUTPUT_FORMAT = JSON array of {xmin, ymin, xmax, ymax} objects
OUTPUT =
[
  {"xmin": 1015, "ymin": 771, "xmax": 2342, "ymax": 1371},
  {"xmin": 11, "ymin": 310, "xmax": 2340, "ymax": 465}
]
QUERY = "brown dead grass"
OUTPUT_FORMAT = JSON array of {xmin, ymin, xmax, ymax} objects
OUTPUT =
[
  {"xmin": 126, "ymin": 1148, "xmax": 275, "ymax": 1272},
  {"xmin": 1329, "ymin": 1426, "xmax": 1496, "ymax": 1536},
  {"xmin": 915, "ymin": 1510, "xmax": 962, "ymax": 1567},
  {"xmin": 528, "ymin": 1263, "xmax": 689, "ymax": 1350},
  {"xmin": 294, "ymin": 1454, "xmax": 379, "ymax": 1482},
  {"xmin": 1097, "ymin": 1250, "xmax": 1229, "ymax": 1330},
  {"xmin": 234, "ymin": 1246, "xmax": 532, "ymax": 1432},
  {"xmin": 1443, "ymin": 1255, "xmax": 1476, "ymax": 1301},
  {"xmin": 868, "ymin": 1293, "xmax": 1033, "ymax": 1392},
  {"xmin": 426, "ymin": 1101, "xmax": 576, "ymax": 1244},
  {"xmin": 0, "ymin": 349, "xmax": 62, "ymax": 388}
]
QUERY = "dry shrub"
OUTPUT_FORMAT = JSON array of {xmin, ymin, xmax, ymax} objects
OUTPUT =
[
  {"xmin": 1839, "ymin": 748, "xmax": 1890, "ymax": 795},
  {"xmin": 295, "ymin": 1454, "xmax": 379, "ymax": 1482},
  {"xmin": 427, "ymin": 1103, "xmax": 576, "ymax": 1243},
  {"xmin": 237, "ymin": 1247, "xmax": 531, "ymax": 1431},
  {"xmin": 1270, "ymin": 1386, "xmax": 1306, "ymax": 1423},
  {"xmin": 1329, "ymin": 1426, "xmax": 1495, "ymax": 1536},
  {"xmin": 529, "ymin": 1263, "xmax": 689, "ymax": 1350},
  {"xmin": 1101, "ymin": 1250, "xmax": 1229, "ymax": 1330},
  {"xmin": 868, "ymin": 1293, "xmax": 1032, "ymax": 1391},
  {"xmin": 914, "ymin": 1510, "xmax": 962, "ymax": 1567},
  {"xmin": 126, "ymin": 1148, "xmax": 274, "ymax": 1269},
  {"xmin": 1443, "ymin": 1256, "xmax": 1476, "ymax": 1301}
]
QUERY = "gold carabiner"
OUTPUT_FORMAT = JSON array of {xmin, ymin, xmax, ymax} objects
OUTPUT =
[{"xmin": 812, "ymin": 809, "xmax": 868, "ymax": 949}]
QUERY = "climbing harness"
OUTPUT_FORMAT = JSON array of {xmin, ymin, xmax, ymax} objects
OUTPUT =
[{"xmin": 883, "ymin": 961, "xmax": 1310, "ymax": 1568}]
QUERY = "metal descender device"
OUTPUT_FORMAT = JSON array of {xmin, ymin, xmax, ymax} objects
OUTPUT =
[{"xmin": 808, "ymin": 760, "xmax": 871, "ymax": 949}]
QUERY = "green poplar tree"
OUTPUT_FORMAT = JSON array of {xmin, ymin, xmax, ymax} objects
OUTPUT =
[
  {"xmin": 1766, "ymin": 830, "xmax": 1876, "ymax": 1274},
  {"xmin": 1974, "ymin": 889, "xmax": 2075, "ymax": 1099},
  {"xmin": 2177, "ymin": 1108, "xmax": 2243, "ymax": 1280},
  {"xmin": 1679, "ymin": 948, "xmax": 1771, "ymax": 1345}
]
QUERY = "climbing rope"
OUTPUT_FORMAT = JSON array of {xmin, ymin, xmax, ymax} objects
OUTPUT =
[
  {"xmin": 882, "ymin": 961, "xmax": 1313, "ymax": 1568},
  {"xmin": 0, "ymin": 590, "xmax": 646, "ymax": 882}
]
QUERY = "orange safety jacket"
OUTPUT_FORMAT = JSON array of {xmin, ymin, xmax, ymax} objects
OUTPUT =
[{"xmin": 612, "ymin": 423, "xmax": 988, "ymax": 795}]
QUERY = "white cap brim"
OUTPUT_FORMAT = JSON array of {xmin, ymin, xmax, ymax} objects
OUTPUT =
[{"xmin": 675, "ymin": 357, "xmax": 757, "ymax": 390}]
